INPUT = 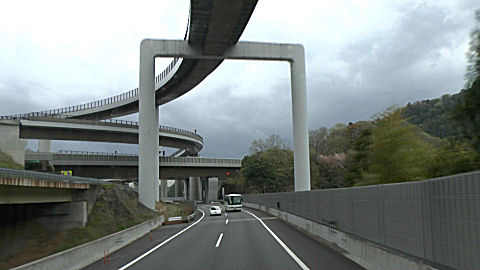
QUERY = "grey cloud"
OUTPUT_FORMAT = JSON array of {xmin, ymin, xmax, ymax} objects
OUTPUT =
[
  {"xmin": 159, "ymin": 83, "xmax": 294, "ymax": 158},
  {"xmin": 340, "ymin": 3, "xmax": 464, "ymax": 79},
  {"xmin": 0, "ymin": 77, "xmax": 53, "ymax": 115},
  {"xmin": 305, "ymin": 3, "xmax": 469, "ymax": 131}
]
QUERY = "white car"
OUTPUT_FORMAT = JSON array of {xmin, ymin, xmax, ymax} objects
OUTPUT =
[{"xmin": 209, "ymin": 205, "xmax": 222, "ymax": 216}]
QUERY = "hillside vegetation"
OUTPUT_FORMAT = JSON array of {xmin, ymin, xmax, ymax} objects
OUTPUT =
[
  {"xmin": 232, "ymin": 87, "xmax": 480, "ymax": 193},
  {"xmin": 403, "ymin": 91, "xmax": 464, "ymax": 140}
]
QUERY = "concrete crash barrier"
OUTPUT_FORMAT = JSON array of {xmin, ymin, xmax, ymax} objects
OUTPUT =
[
  {"xmin": 11, "ymin": 215, "xmax": 164, "ymax": 270},
  {"xmin": 244, "ymin": 202, "xmax": 437, "ymax": 270}
]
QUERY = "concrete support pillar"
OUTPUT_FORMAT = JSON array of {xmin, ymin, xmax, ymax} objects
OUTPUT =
[
  {"xmin": 38, "ymin": 140, "xmax": 52, "ymax": 171},
  {"xmin": 139, "ymin": 43, "xmax": 157, "ymax": 209},
  {"xmin": 183, "ymin": 181, "xmax": 187, "ymax": 200},
  {"xmin": 198, "ymin": 178, "xmax": 203, "ymax": 201},
  {"xmin": 204, "ymin": 178, "xmax": 209, "ymax": 203},
  {"xmin": 154, "ymin": 106, "xmax": 160, "ymax": 202},
  {"xmin": 208, "ymin": 177, "xmax": 219, "ymax": 202},
  {"xmin": 174, "ymin": 180, "xmax": 181, "ymax": 197},
  {"xmin": 38, "ymin": 140, "xmax": 51, "ymax": 152},
  {"xmin": 160, "ymin": 180, "xmax": 168, "ymax": 199},
  {"xmin": 290, "ymin": 47, "xmax": 311, "ymax": 191},
  {"xmin": 0, "ymin": 123, "xmax": 26, "ymax": 167},
  {"xmin": 189, "ymin": 177, "xmax": 199, "ymax": 201}
]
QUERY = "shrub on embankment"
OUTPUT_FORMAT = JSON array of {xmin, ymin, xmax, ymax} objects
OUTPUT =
[{"xmin": 0, "ymin": 184, "xmax": 159, "ymax": 270}]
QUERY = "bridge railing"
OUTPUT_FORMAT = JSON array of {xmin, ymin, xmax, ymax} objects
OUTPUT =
[
  {"xmin": 0, "ymin": 57, "xmax": 181, "ymax": 120},
  {"xmin": 0, "ymin": 167, "xmax": 105, "ymax": 185},
  {"xmin": 26, "ymin": 152, "xmax": 242, "ymax": 166}
]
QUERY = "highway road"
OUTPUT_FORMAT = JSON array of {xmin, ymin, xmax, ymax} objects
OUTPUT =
[{"xmin": 84, "ymin": 205, "xmax": 364, "ymax": 270}]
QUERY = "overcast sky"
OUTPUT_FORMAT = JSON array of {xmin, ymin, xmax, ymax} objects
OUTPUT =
[{"xmin": 0, "ymin": 0, "xmax": 478, "ymax": 158}]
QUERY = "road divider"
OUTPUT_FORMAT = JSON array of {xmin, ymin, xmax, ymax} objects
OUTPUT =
[{"xmin": 215, "ymin": 233, "xmax": 224, "ymax": 248}]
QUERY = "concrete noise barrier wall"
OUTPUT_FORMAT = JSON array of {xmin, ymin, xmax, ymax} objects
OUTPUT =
[
  {"xmin": 11, "ymin": 215, "xmax": 164, "ymax": 270},
  {"xmin": 244, "ymin": 171, "xmax": 480, "ymax": 270},
  {"xmin": 244, "ymin": 202, "xmax": 437, "ymax": 270}
]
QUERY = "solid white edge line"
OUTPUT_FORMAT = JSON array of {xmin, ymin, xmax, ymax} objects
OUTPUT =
[
  {"xmin": 225, "ymin": 219, "xmax": 229, "ymax": 225},
  {"xmin": 215, "ymin": 233, "xmax": 224, "ymax": 248},
  {"xmin": 118, "ymin": 209, "xmax": 205, "ymax": 270},
  {"xmin": 243, "ymin": 210, "xmax": 310, "ymax": 270}
]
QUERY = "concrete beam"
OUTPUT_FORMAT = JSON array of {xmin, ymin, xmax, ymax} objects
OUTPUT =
[
  {"xmin": 0, "ymin": 185, "xmax": 72, "ymax": 204},
  {"xmin": 140, "ymin": 40, "xmax": 304, "ymax": 62}
]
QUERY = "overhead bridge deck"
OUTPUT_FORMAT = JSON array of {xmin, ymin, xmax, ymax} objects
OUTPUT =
[
  {"xmin": 16, "ymin": 117, "xmax": 203, "ymax": 154},
  {"xmin": 25, "ymin": 152, "xmax": 241, "ymax": 179}
]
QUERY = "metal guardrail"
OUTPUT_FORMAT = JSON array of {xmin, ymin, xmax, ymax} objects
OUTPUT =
[
  {"xmin": 0, "ymin": 167, "xmax": 106, "ymax": 185},
  {"xmin": 26, "ymin": 152, "xmax": 242, "ymax": 166}
]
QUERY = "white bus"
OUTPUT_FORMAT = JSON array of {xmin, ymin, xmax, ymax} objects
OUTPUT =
[{"xmin": 224, "ymin": 194, "xmax": 243, "ymax": 212}]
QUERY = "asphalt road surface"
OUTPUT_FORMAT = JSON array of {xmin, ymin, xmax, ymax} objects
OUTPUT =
[{"xmin": 83, "ymin": 204, "xmax": 364, "ymax": 270}]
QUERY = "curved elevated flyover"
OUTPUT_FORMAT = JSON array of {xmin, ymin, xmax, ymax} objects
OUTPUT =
[
  {"xmin": 17, "ymin": 117, "xmax": 203, "ymax": 155},
  {"xmin": 0, "ymin": 0, "xmax": 258, "ymax": 121}
]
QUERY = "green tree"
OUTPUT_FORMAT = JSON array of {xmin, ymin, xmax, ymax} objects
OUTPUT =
[
  {"xmin": 249, "ymin": 134, "xmax": 288, "ymax": 154},
  {"xmin": 243, "ymin": 136, "xmax": 294, "ymax": 193},
  {"xmin": 327, "ymin": 123, "xmax": 350, "ymax": 154},
  {"xmin": 361, "ymin": 108, "xmax": 433, "ymax": 185},
  {"xmin": 452, "ymin": 82, "xmax": 480, "ymax": 152},
  {"xmin": 242, "ymin": 155, "xmax": 276, "ymax": 193},
  {"xmin": 345, "ymin": 128, "xmax": 372, "ymax": 187},
  {"xmin": 427, "ymin": 140, "xmax": 478, "ymax": 178},
  {"xmin": 309, "ymin": 127, "xmax": 329, "ymax": 155},
  {"xmin": 465, "ymin": 10, "xmax": 480, "ymax": 88}
]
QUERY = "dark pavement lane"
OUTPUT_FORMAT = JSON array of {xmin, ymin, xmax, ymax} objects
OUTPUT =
[
  {"xmin": 125, "ymin": 205, "xmax": 301, "ymax": 270},
  {"xmin": 244, "ymin": 207, "xmax": 365, "ymax": 270},
  {"xmin": 83, "ymin": 216, "xmax": 200, "ymax": 270},
  {"xmin": 83, "ymin": 204, "xmax": 365, "ymax": 270}
]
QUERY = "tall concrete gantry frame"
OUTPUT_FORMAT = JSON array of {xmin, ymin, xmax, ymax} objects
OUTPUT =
[{"xmin": 139, "ymin": 40, "xmax": 310, "ymax": 209}]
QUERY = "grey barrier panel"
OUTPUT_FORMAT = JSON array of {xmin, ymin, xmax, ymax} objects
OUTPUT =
[
  {"xmin": 244, "ymin": 170, "xmax": 480, "ymax": 270},
  {"xmin": 0, "ymin": 167, "xmax": 105, "ymax": 185}
]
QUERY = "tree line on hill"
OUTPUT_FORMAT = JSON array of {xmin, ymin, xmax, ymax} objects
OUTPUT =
[{"xmin": 226, "ymin": 10, "xmax": 480, "ymax": 194}]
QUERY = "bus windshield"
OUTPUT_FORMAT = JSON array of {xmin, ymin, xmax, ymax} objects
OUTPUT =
[{"xmin": 227, "ymin": 196, "xmax": 242, "ymax": 205}]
